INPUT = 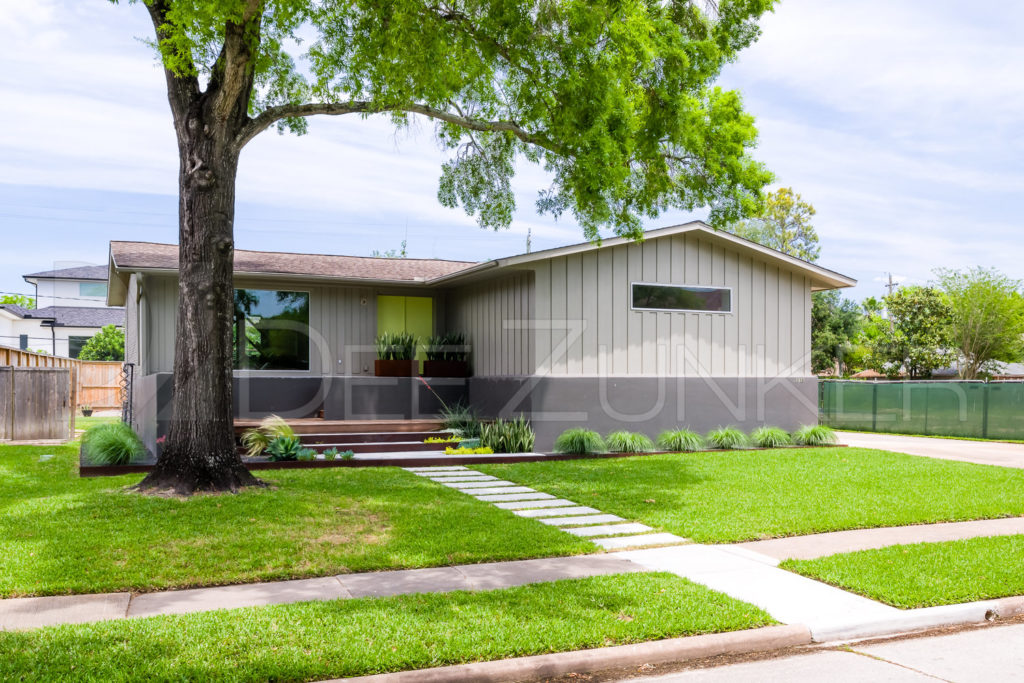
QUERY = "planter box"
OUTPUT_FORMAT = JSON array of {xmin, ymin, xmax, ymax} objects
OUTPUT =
[
  {"xmin": 422, "ymin": 360, "xmax": 471, "ymax": 378},
  {"xmin": 374, "ymin": 359, "xmax": 418, "ymax": 377}
]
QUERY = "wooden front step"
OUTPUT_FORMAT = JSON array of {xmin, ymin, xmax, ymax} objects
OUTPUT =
[
  {"xmin": 297, "ymin": 431, "xmax": 449, "ymax": 445},
  {"xmin": 234, "ymin": 418, "xmax": 445, "ymax": 436}
]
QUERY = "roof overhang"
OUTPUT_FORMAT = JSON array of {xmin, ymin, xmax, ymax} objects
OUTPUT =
[{"xmin": 433, "ymin": 221, "xmax": 857, "ymax": 291}]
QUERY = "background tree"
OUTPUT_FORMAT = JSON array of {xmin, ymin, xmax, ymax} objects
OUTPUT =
[
  {"xmin": 935, "ymin": 267, "xmax": 1024, "ymax": 379},
  {"xmin": 864, "ymin": 286, "xmax": 952, "ymax": 379},
  {"xmin": 730, "ymin": 187, "xmax": 819, "ymax": 261},
  {"xmin": 119, "ymin": 0, "xmax": 775, "ymax": 494},
  {"xmin": 78, "ymin": 325, "xmax": 126, "ymax": 361},
  {"xmin": 810, "ymin": 290, "xmax": 861, "ymax": 375},
  {"xmin": 0, "ymin": 294, "xmax": 35, "ymax": 309}
]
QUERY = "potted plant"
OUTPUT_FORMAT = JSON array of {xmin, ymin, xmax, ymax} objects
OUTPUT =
[
  {"xmin": 423, "ymin": 332, "xmax": 471, "ymax": 377},
  {"xmin": 374, "ymin": 331, "xmax": 419, "ymax": 376},
  {"xmin": 81, "ymin": 405, "xmax": 93, "ymax": 417}
]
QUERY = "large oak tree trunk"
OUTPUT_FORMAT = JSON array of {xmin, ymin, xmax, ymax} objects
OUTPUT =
[{"xmin": 137, "ymin": 106, "xmax": 262, "ymax": 494}]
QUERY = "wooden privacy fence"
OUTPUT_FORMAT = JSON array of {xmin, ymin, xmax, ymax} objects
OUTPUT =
[
  {"xmin": 0, "ymin": 367, "xmax": 72, "ymax": 441},
  {"xmin": 0, "ymin": 345, "xmax": 123, "ymax": 410}
]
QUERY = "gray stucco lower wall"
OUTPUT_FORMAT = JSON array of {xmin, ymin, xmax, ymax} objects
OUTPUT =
[
  {"xmin": 132, "ymin": 372, "xmax": 817, "ymax": 454},
  {"xmin": 469, "ymin": 376, "xmax": 819, "ymax": 451}
]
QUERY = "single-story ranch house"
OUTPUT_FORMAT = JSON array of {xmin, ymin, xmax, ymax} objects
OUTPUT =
[{"xmin": 107, "ymin": 221, "xmax": 855, "ymax": 453}]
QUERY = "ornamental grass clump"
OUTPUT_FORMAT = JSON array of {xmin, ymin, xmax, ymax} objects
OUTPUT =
[
  {"xmin": 656, "ymin": 429, "xmax": 705, "ymax": 452},
  {"xmin": 706, "ymin": 427, "xmax": 749, "ymax": 450},
  {"xmin": 605, "ymin": 431, "xmax": 656, "ymax": 453},
  {"xmin": 480, "ymin": 415, "xmax": 535, "ymax": 453},
  {"xmin": 793, "ymin": 425, "xmax": 839, "ymax": 446},
  {"xmin": 82, "ymin": 422, "xmax": 146, "ymax": 466},
  {"xmin": 240, "ymin": 414, "xmax": 296, "ymax": 457},
  {"xmin": 553, "ymin": 428, "xmax": 606, "ymax": 455},
  {"xmin": 440, "ymin": 402, "xmax": 482, "ymax": 439},
  {"xmin": 751, "ymin": 426, "xmax": 792, "ymax": 448}
]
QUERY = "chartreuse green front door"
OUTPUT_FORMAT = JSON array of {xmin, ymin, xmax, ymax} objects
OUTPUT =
[{"xmin": 377, "ymin": 295, "xmax": 433, "ymax": 361}]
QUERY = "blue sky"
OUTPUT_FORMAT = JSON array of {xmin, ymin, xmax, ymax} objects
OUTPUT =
[{"xmin": 1, "ymin": 1, "xmax": 1021, "ymax": 302}]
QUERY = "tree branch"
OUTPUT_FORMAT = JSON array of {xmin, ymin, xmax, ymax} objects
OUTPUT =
[
  {"xmin": 234, "ymin": 101, "xmax": 566, "ymax": 155},
  {"xmin": 145, "ymin": 0, "xmax": 200, "ymax": 129}
]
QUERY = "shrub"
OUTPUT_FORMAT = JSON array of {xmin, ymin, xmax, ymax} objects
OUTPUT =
[
  {"xmin": 82, "ymin": 422, "xmax": 145, "ymax": 466},
  {"xmin": 322, "ymin": 448, "xmax": 339, "ymax": 461},
  {"xmin": 239, "ymin": 414, "xmax": 295, "ymax": 457},
  {"xmin": 656, "ymin": 429, "xmax": 705, "ymax": 452},
  {"xmin": 374, "ymin": 331, "xmax": 418, "ymax": 360},
  {"xmin": 605, "ymin": 431, "xmax": 655, "ymax": 453},
  {"xmin": 265, "ymin": 435, "xmax": 304, "ymax": 462},
  {"xmin": 751, "ymin": 426, "xmax": 793, "ymax": 448},
  {"xmin": 78, "ymin": 324, "xmax": 125, "ymax": 361},
  {"xmin": 296, "ymin": 448, "xmax": 316, "ymax": 462},
  {"xmin": 793, "ymin": 425, "xmax": 839, "ymax": 446},
  {"xmin": 339, "ymin": 449, "xmax": 355, "ymax": 460},
  {"xmin": 706, "ymin": 427, "xmax": 749, "ymax": 450},
  {"xmin": 424, "ymin": 436, "xmax": 460, "ymax": 444},
  {"xmin": 481, "ymin": 415, "xmax": 535, "ymax": 453},
  {"xmin": 440, "ymin": 403, "xmax": 482, "ymax": 439},
  {"xmin": 553, "ymin": 428, "xmax": 606, "ymax": 454},
  {"xmin": 444, "ymin": 446, "xmax": 495, "ymax": 455}
]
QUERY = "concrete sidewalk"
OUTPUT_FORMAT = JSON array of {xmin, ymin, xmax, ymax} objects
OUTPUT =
[
  {"xmin": 735, "ymin": 516, "xmax": 1024, "ymax": 560},
  {"xmin": 0, "ymin": 555, "xmax": 644, "ymax": 631},
  {"xmin": 840, "ymin": 430, "xmax": 1024, "ymax": 468}
]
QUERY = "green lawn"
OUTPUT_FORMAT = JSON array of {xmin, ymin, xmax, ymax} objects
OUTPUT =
[
  {"xmin": 479, "ymin": 448, "xmax": 1024, "ymax": 543},
  {"xmin": 74, "ymin": 415, "xmax": 122, "ymax": 431},
  {"xmin": 0, "ymin": 572, "xmax": 774, "ymax": 682},
  {"xmin": 0, "ymin": 444, "xmax": 592, "ymax": 597},
  {"xmin": 783, "ymin": 535, "xmax": 1024, "ymax": 608}
]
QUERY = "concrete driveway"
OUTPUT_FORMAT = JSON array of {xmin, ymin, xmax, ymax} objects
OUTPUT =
[{"xmin": 838, "ymin": 431, "xmax": 1024, "ymax": 469}]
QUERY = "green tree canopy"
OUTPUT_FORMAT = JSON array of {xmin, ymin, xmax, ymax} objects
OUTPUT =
[
  {"xmin": 0, "ymin": 294, "xmax": 35, "ymax": 309},
  {"xmin": 78, "ymin": 325, "xmax": 125, "ymax": 362},
  {"xmin": 117, "ymin": 0, "xmax": 779, "ymax": 493},
  {"xmin": 864, "ymin": 286, "xmax": 952, "ymax": 379},
  {"xmin": 935, "ymin": 267, "xmax": 1024, "ymax": 379},
  {"xmin": 730, "ymin": 187, "xmax": 819, "ymax": 261},
  {"xmin": 811, "ymin": 290, "xmax": 861, "ymax": 375}
]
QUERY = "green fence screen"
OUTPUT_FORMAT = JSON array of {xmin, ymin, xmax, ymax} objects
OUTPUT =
[{"xmin": 819, "ymin": 380, "xmax": 1024, "ymax": 440}]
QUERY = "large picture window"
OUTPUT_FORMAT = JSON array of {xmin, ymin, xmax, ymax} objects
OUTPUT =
[
  {"xmin": 79, "ymin": 282, "xmax": 107, "ymax": 298},
  {"xmin": 233, "ymin": 289, "xmax": 310, "ymax": 370},
  {"xmin": 631, "ymin": 283, "xmax": 732, "ymax": 313}
]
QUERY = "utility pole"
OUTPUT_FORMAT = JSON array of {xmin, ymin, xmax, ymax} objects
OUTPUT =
[{"xmin": 884, "ymin": 273, "xmax": 898, "ymax": 296}]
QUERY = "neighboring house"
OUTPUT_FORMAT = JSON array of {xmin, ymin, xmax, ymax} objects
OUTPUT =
[
  {"xmin": 0, "ymin": 265, "xmax": 124, "ymax": 357},
  {"xmin": 23, "ymin": 264, "xmax": 113, "ymax": 308},
  {"xmin": 107, "ymin": 221, "xmax": 856, "ymax": 452}
]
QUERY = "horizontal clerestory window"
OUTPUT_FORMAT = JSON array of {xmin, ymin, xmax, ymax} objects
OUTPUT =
[
  {"xmin": 631, "ymin": 282, "xmax": 732, "ymax": 313},
  {"xmin": 233, "ymin": 289, "xmax": 310, "ymax": 370}
]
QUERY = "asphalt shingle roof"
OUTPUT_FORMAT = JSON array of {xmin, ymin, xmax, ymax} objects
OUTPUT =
[
  {"xmin": 0, "ymin": 305, "xmax": 124, "ymax": 328},
  {"xmin": 109, "ymin": 242, "xmax": 479, "ymax": 283},
  {"xmin": 23, "ymin": 265, "xmax": 109, "ymax": 281}
]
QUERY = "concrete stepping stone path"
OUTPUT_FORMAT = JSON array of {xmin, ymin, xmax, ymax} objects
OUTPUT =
[{"xmin": 406, "ymin": 466, "xmax": 688, "ymax": 550}]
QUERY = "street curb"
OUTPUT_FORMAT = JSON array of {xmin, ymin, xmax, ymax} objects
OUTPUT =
[
  {"xmin": 337, "ymin": 624, "xmax": 812, "ymax": 683},
  {"xmin": 813, "ymin": 594, "xmax": 1024, "ymax": 643}
]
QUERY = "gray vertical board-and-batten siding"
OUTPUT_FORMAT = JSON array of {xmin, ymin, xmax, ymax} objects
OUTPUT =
[
  {"xmin": 443, "ymin": 271, "xmax": 535, "ymax": 376},
  {"xmin": 527, "ymin": 231, "xmax": 812, "ymax": 378}
]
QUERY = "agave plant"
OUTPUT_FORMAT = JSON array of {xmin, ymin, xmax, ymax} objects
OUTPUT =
[
  {"xmin": 751, "ymin": 426, "xmax": 792, "ymax": 448},
  {"xmin": 793, "ymin": 425, "xmax": 839, "ymax": 446},
  {"xmin": 553, "ymin": 428, "xmax": 606, "ymax": 454},
  {"xmin": 706, "ymin": 426, "xmax": 749, "ymax": 450},
  {"xmin": 656, "ymin": 429, "xmax": 705, "ymax": 452},
  {"xmin": 605, "ymin": 431, "xmax": 655, "ymax": 453}
]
